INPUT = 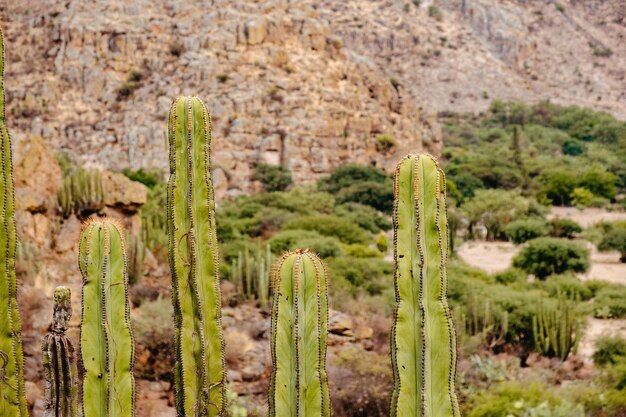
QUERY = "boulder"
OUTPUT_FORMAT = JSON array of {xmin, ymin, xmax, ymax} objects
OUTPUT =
[
  {"xmin": 245, "ymin": 18, "xmax": 267, "ymax": 45},
  {"xmin": 102, "ymin": 171, "xmax": 147, "ymax": 212}
]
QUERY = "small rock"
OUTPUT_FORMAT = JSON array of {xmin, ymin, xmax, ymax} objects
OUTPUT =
[
  {"xmin": 245, "ymin": 18, "xmax": 267, "ymax": 45},
  {"xmin": 102, "ymin": 172, "xmax": 147, "ymax": 212},
  {"xmin": 329, "ymin": 310, "xmax": 354, "ymax": 337}
]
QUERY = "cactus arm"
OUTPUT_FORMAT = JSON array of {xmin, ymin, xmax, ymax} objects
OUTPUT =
[
  {"xmin": 104, "ymin": 224, "xmax": 135, "ymax": 417},
  {"xmin": 79, "ymin": 224, "xmax": 108, "ymax": 417},
  {"xmin": 391, "ymin": 154, "xmax": 459, "ymax": 417}
]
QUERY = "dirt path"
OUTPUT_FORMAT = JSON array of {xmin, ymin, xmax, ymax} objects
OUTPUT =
[{"xmin": 549, "ymin": 206, "xmax": 626, "ymax": 228}]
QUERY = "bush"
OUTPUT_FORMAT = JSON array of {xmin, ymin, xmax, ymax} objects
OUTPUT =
[
  {"xmin": 536, "ymin": 274, "xmax": 593, "ymax": 301},
  {"xmin": 268, "ymin": 229, "xmax": 323, "ymax": 254},
  {"xmin": 593, "ymin": 336, "xmax": 626, "ymax": 366},
  {"xmin": 494, "ymin": 268, "xmax": 526, "ymax": 285},
  {"xmin": 562, "ymin": 139, "xmax": 584, "ymax": 156},
  {"xmin": 592, "ymin": 284, "xmax": 626, "ymax": 318},
  {"xmin": 295, "ymin": 236, "xmax": 343, "ymax": 258},
  {"xmin": 513, "ymin": 238, "xmax": 589, "ymax": 279},
  {"xmin": 428, "ymin": 5, "xmax": 443, "ymax": 21},
  {"xmin": 504, "ymin": 218, "xmax": 550, "ymax": 244},
  {"xmin": 333, "ymin": 203, "xmax": 391, "ymax": 232},
  {"xmin": 549, "ymin": 218, "xmax": 582, "ymax": 239},
  {"xmin": 132, "ymin": 297, "xmax": 174, "ymax": 380},
  {"xmin": 251, "ymin": 163, "xmax": 293, "ymax": 192},
  {"xmin": 570, "ymin": 187, "xmax": 595, "ymax": 208},
  {"xmin": 318, "ymin": 164, "xmax": 388, "ymax": 193},
  {"xmin": 284, "ymin": 215, "xmax": 369, "ymax": 244},
  {"xmin": 375, "ymin": 134, "xmax": 396, "ymax": 153},
  {"xmin": 122, "ymin": 167, "xmax": 163, "ymax": 189},
  {"xmin": 539, "ymin": 169, "xmax": 577, "ymax": 206},
  {"xmin": 598, "ymin": 228, "xmax": 626, "ymax": 262},
  {"xmin": 336, "ymin": 181, "xmax": 394, "ymax": 214},
  {"xmin": 461, "ymin": 189, "xmax": 531, "ymax": 240},
  {"xmin": 578, "ymin": 167, "xmax": 617, "ymax": 200}
]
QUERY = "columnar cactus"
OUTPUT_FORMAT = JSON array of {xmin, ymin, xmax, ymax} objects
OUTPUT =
[
  {"xmin": 167, "ymin": 96, "xmax": 225, "ymax": 416},
  {"xmin": 269, "ymin": 249, "xmax": 331, "ymax": 417},
  {"xmin": 42, "ymin": 286, "xmax": 78, "ymax": 417},
  {"xmin": 0, "ymin": 27, "xmax": 28, "ymax": 417},
  {"xmin": 79, "ymin": 218, "xmax": 135, "ymax": 417},
  {"xmin": 390, "ymin": 154, "xmax": 460, "ymax": 417},
  {"xmin": 532, "ymin": 297, "xmax": 581, "ymax": 361}
]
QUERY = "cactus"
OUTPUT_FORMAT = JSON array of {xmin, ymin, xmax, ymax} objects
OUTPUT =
[
  {"xmin": 78, "ymin": 217, "xmax": 135, "ymax": 417},
  {"xmin": 269, "ymin": 249, "xmax": 331, "ymax": 417},
  {"xmin": 167, "ymin": 96, "xmax": 225, "ymax": 416},
  {"xmin": 126, "ymin": 233, "xmax": 144, "ymax": 285},
  {"xmin": 229, "ymin": 246, "xmax": 272, "ymax": 308},
  {"xmin": 532, "ymin": 296, "xmax": 581, "ymax": 361},
  {"xmin": 58, "ymin": 168, "xmax": 105, "ymax": 218},
  {"xmin": 390, "ymin": 154, "xmax": 460, "ymax": 417},
  {"xmin": 0, "ymin": 27, "xmax": 28, "ymax": 417},
  {"xmin": 459, "ymin": 291, "xmax": 508, "ymax": 349},
  {"xmin": 42, "ymin": 286, "xmax": 78, "ymax": 417}
]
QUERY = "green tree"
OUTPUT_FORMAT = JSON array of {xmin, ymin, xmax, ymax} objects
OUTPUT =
[
  {"xmin": 252, "ymin": 163, "xmax": 293, "ymax": 192},
  {"xmin": 598, "ymin": 228, "xmax": 626, "ymax": 262},
  {"xmin": 539, "ymin": 169, "xmax": 577, "ymax": 205},
  {"xmin": 579, "ymin": 167, "xmax": 617, "ymax": 199},
  {"xmin": 504, "ymin": 218, "xmax": 550, "ymax": 244},
  {"xmin": 513, "ymin": 237, "xmax": 589, "ymax": 279},
  {"xmin": 461, "ymin": 189, "xmax": 531, "ymax": 240}
]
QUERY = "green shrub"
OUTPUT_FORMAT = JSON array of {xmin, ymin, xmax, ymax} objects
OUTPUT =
[
  {"xmin": 598, "ymin": 228, "xmax": 626, "ymax": 262},
  {"xmin": 513, "ymin": 238, "xmax": 589, "ymax": 279},
  {"xmin": 295, "ymin": 236, "xmax": 343, "ymax": 258},
  {"xmin": 536, "ymin": 274, "xmax": 593, "ymax": 301},
  {"xmin": 122, "ymin": 167, "xmax": 163, "ymax": 189},
  {"xmin": 592, "ymin": 284, "xmax": 626, "ymax": 318},
  {"xmin": 284, "ymin": 215, "xmax": 369, "ymax": 244},
  {"xmin": 267, "ymin": 229, "xmax": 323, "ymax": 254},
  {"xmin": 579, "ymin": 167, "xmax": 617, "ymax": 200},
  {"xmin": 251, "ymin": 163, "xmax": 293, "ymax": 192},
  {"xmin": 461, "ymin": 189, "xmax": 531, "ymax": 240},
  {"xmin": 428, "ymin": 5, "xmax": 443, "ymax": 21},
  {"xmin": 333, "ymin": 203, "xmax": 391, "ymax": 232},
  {"xmin": 562, "ymin": 140, "xmax": 584, "ymax": 156},
  {"xmin": 504, "ymin": 218, "xmax": 550, "ymax": 244},
  {"xmin": 132, "ymin": 297, "xmax": 174, "ymax": 380},
  {"xmin": 570, "ymin": 187, "xmax": 595, "ymax": 208},
  {"xmin": 465, "ymin": 380, "xmax": 562, "ymax": 417},
  {"xmin": 343, "ymin": 244, "xmax": 380, "ymax": 258},
  {"xmin": 549, "ymin": 218, "xmax": 582, "ymax": 238},
  {"xmin": 375, "ymin": 133, "xmax": 396, "ymax": 152},
  {"xmin": 494, "ymin": 268, "xmax": 526, "ymax": 285},
  {"xmin": 336, "ymin": 181, "xmax": 394, "ymax": 214},
  {"xmin": 539, "ymin": 169, "xmax": 577, "ymax": 206},
  {"xmin": 318, "ymin": 164, "xmax": 388, "ymax": 193},
  {"xmin": 593, "ymin": 336, "xmax": 626, "ymax": 366},
  {"xmin": 328, "ymin": 256, "xmax": 392, "ymax": 294}
]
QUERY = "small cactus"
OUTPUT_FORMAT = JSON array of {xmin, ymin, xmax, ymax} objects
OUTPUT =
[
  {"xmin": 42, "ymin": 286, "xmax": 78, "ymax": 417},
  {"xmin": 390, "ymin": 154, "xmax": 460, "ymax": 417},
  {"xmin": 0, "ymin": 26, "xmax": 28, "ymax": 417},
  {"xmin": 79, "ymin": 217, "xmax": 136, "ymax": 417},
  {"xmin": 269, "ymin": 249, "xmax": 331, "ymax": 417},
  {"xmin": 533, "ymin": 296, "xmax": 581, "ymax": 361},
  {"xmin": 167, "ymin": 96, "xmax": 225, "ymax": 416}
]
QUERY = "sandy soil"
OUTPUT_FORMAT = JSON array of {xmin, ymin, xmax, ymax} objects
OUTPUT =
[
  {"xmin": 456, "ymin": 241, "xmax": 519, "ymax": 275},
  {"xmin": 578, "ymin": 318, "xmax": 626, "ymax": 363},
  {"xmin": 549, "ymin": 206, "xmax": 626, "ymax": 228}
]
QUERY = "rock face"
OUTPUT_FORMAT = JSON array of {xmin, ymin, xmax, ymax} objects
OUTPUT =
[{"xmin": 2, "ymin": 0, "xmax": 438, "ymax": 199}]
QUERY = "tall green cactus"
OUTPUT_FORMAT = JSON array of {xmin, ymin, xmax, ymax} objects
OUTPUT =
[
  {"xmin": 0, "ymin": 27, "xmax": 28, "ymax": 417},
  {"xmin": 269, "ymin": 249, "xmax": 331, "ymax": 417},
  {"xmin": 79, "ymin": 218, "xmax": 136, "ymax": 417},
  {"xmin": 390, "ymin": 154, "xmax": 460, "ymax": 417},
  {"xmin": 167, "ymin": 96, "xmax": 225, "ymax": 416},
  {"xmin": 42, "ymin": 286, "xmax": 78, "ymax": 417},
  {"xmin": 532, "ymin": 297, "xmax": 581, "ymax": 361}
]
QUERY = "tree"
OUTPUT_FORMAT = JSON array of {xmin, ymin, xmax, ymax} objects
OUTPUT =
[
  {"xmin": 539, "ymin": 169, "xmax": 577, "ymax": 206},
  {"xmin": 513, "ymin": 237, "xmax": 589, "ymax": 279},
  {"xmin": 504, "ymin": 218, "xmax": 550, "ymax": 244},
  {"xmin": 598, "ymin": 228, "xmax": 626, "ymax": 263},
  {"xmin": 461, "ymin": 189, "xmax": 531, "ymax": 240},
  {"xmin": 252, "ymin": 163, "xmax": 293, "ymax": 192},
  {"xmin": 318, "ymin": 164, "xmax": 388, "ymax": 193}
]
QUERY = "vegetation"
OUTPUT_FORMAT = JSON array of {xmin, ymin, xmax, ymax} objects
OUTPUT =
[
  {"xmin": 252, "ymin": 163, "xmax": 293, "ymax": 192},
  {"xmin": 598, "ymin": 228, "xmax": 626, "ymax": 262},
  {"xmin": 532, "ymin": 297, "xmax": 582, "ymax": 361},
  {"xmin": 167, "ymin": 97, "xmax": 225, "ymax": 416},
  {"xmin": 513, "ymin": 238, "xmax": 589, "ymax": 279},
  {"xmin": 57, "ymin": 167, "xmax": 105, "ymax": 217},
  {"xmin": 390, "ymin": 154, "xmax": 459, "ymax": 417},
  {"xmin": 594, "ymin": 336, "xmax": 626, "ymax": 366}
]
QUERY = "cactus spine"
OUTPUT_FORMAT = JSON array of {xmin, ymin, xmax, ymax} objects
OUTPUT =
[
  {"xmin": 79, "ymin": 218, "xmax": 136, "ymax": 417},
  {"xmin": 269, "ymin": 249, "xmax": 331, "ymax": 417},
  {"xmin": 390, "ymin": 154, "xmax": 460, "ymax": 417},
  {"xmin": 0, "ymin": 27, "xmax": 28, "ymax": 417},
  {"xmin": 532, "ymin": 297, "xmax": 581, "ymax": 361},
  {"xmin": 167, "ymin": 96, "xmax": 225, "ymax": 416},
  {"xmin": 42, "ymin": 287, "xmax": 78, "ymax": 417}
]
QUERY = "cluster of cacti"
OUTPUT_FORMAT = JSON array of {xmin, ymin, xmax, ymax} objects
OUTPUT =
[
  {"xmin": 42, "ymin": 286, "xmax": 78, "ymax": 417},
  {"xmin": 79, "ymin": 217, "xmax": 135, "ymax": 417},
  {"xmin": 58, "ymin": 168, "xmax": 105, "ymax": 218},
  {"xmin": 269, "ymin": 249, "xmax": 331, "ymax": 417},
  {"xmin": 0, "ymin": 27, "xmax": 28, "ymax": 417},
  {"xmin": 533, "ymin": 296, "xmax": 581, "ymax": 361},
  {"xmin": 229, "ymin": 245, "xmax": 272, "ymax": 308},
  {"xmin": 167, "ymin": 96, "xmax": 225, "ymax": 416},
  {"xmin": 390, "ymin": 154, "xmax": 460, "ymax": 417},
  {"xmin": 458, "ymin": 291, "xmax": 508, "ymax": 349}
]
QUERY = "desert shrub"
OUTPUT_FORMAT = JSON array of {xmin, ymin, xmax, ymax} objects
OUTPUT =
[
  {"xmin": 318, "ymin": 164, "xmax": 388, "ymax": 193},
  {"xmin": 375, "ymin": 133, "xmax": 396, "ymax": 152},
  {"xmin": 579, "ymin": 167, "xmax": 617, "ymax": 199},
  {"xmin": 328, "ymin": 256, "xmax": 392, "ymax": 295},
  {"xmin": 428, "ymin": 5, "xmax": 443, "ymax": 21},
  {"xmin": 295, "ymin": 236, "xmax": 343, "ymax": 258},
  {"xmin": 448, "ymin": 172, "xmax": 485, "ymax": 200},
  {"xmin": 132, "ymin": 297, "xmax": 174, "ymax": 380},
  {"xmin": 267, "ymin": 229, "xmax": 323, "ymax": 254},
  {"xmin": 336, "ymin": 181, "xmax": 394, "ymax": 214},
  {"xmin": 592, "ymin": 284, "xmax": 626, "ymax": 318},
  {"xmin": 330, "ymin": 347, "xmax": 391, "ymax": 417},
  {"xmin": 598, "ymin": 228, "xmax": 626, "ymax": 262},
  {"xmin": 251, "ymin": 163, "xmax": 293, "ymax": 192},
  {"xmin": 284, "ymin": 215, "xmax": 369, "ymax": 244},
  {"xmin": 539, "ymin": 169, "xmax": 577, "ymax": 206},
  {"xmin": 536, "ymin": 274, "xmax": 593, "ymax": 301},
  {"xmin": 570, "ymin": 187, "xmax": 595, "ymax": 208},
  {"xmin": 562, "ymin": 140, "xmax": 584, "ymax": 156},
  {"xmin": 122, "ymin": 167, "xmax": 163, "ymax": 189},
  {"xmin": 513, "ymin": 238, "xmax": 589, "ymax": 279},
  {"xmin": 593, "ymin": 336, "xmax": 626, "ymax": 366},
  {"xmin": 333, "ymin": 203, "xmax": 391, "ymax": 232},
  {"xmin": 494, "ymin": 268, "xmax": 526, "ymax": 285},
  {"xmin": 343, "ymin": 244, "xmax": 380, "ymax": 258},
  {"xmin": 549, "ymin": 218, "xmax": 582, "ymax": 238},
  {"xmin": 504, "ymin": 218, "xmax": 550, "ymax": 244}
]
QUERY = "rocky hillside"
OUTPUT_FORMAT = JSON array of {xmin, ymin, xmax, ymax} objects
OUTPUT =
[{"xmin": 1, "ymin": 0, "xmax": 625, "ymax": 197}]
